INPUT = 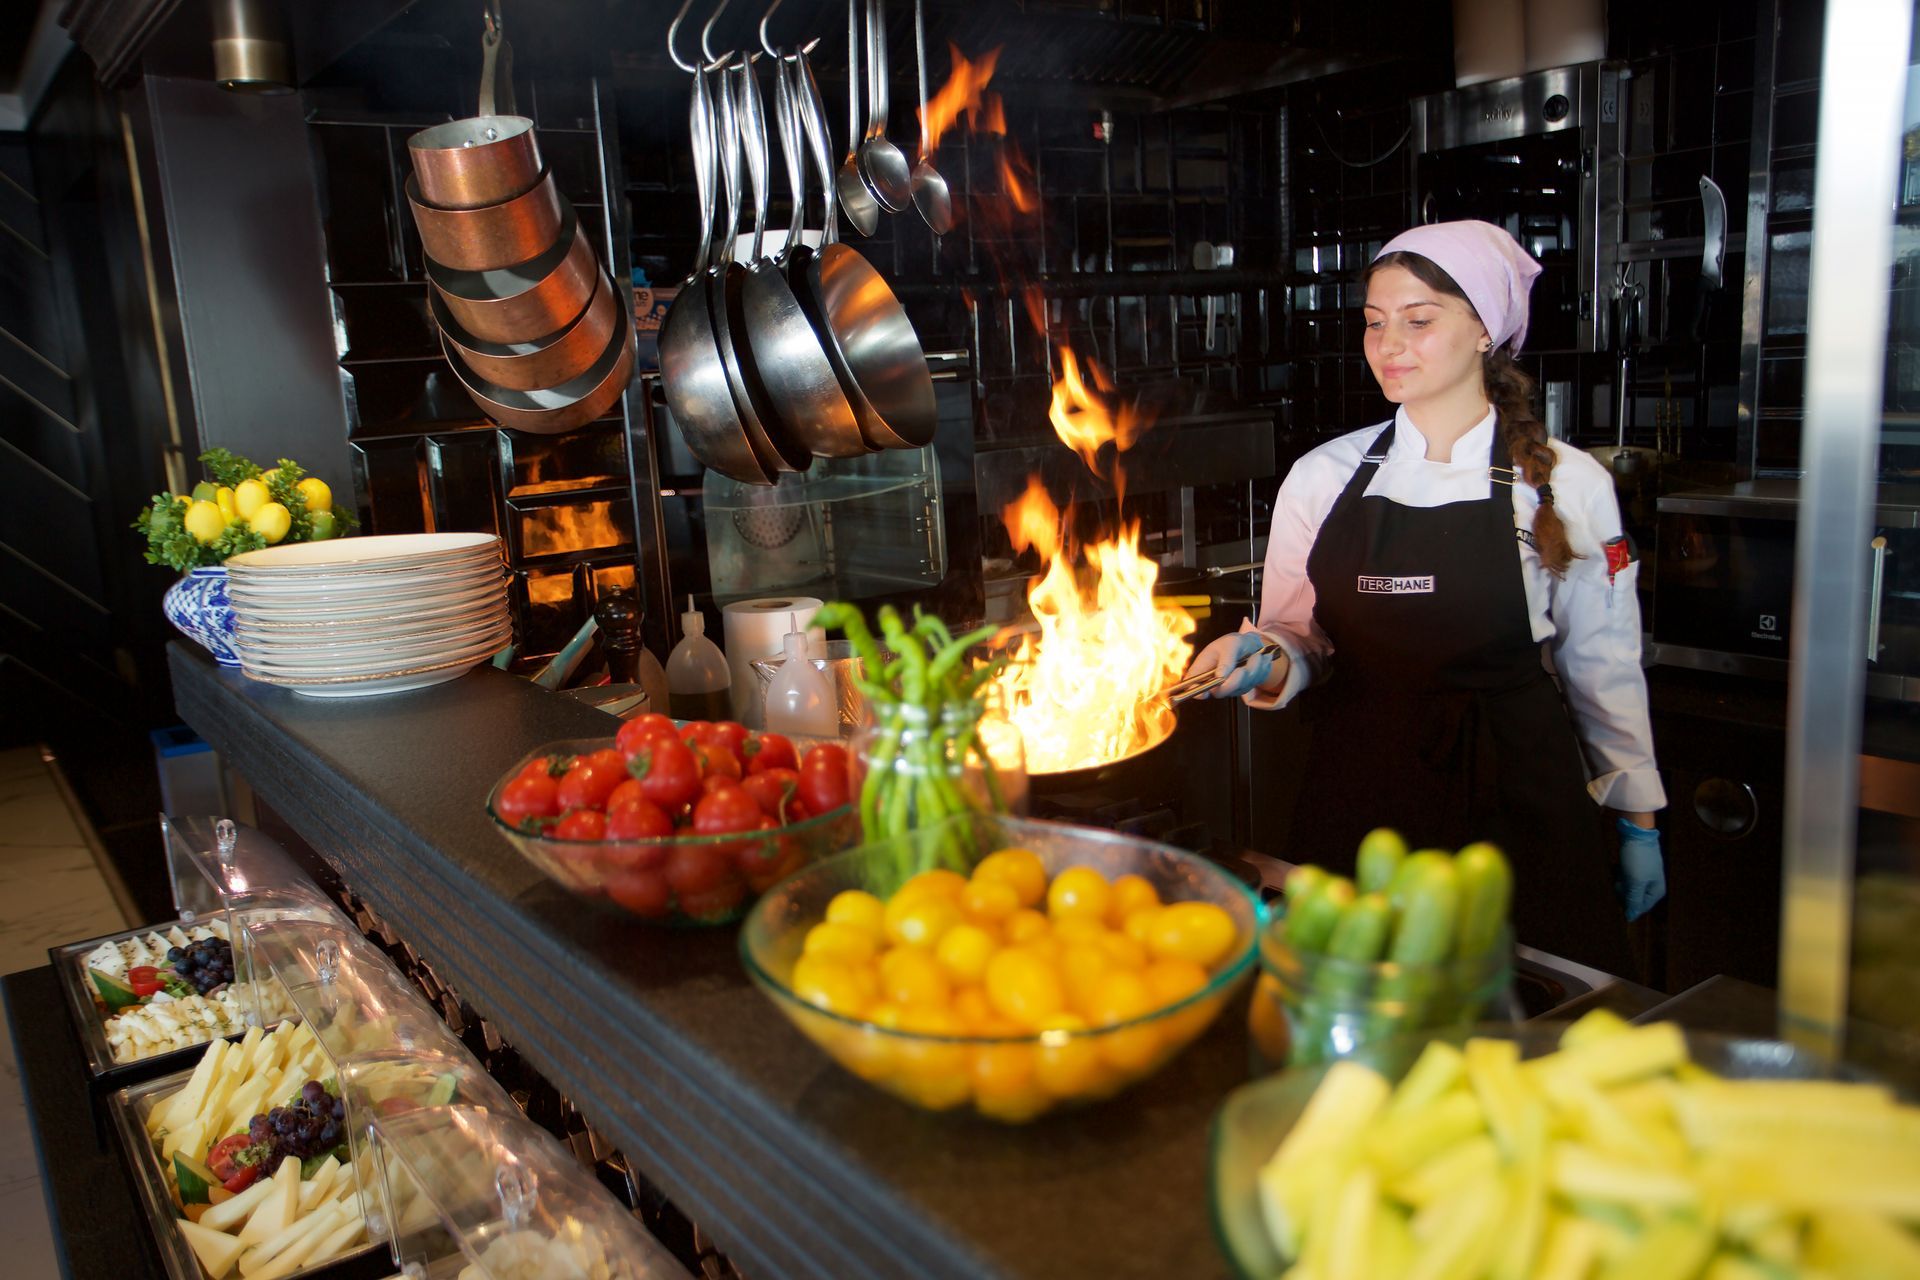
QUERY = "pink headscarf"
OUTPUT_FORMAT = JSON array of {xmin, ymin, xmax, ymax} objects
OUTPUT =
[{"xmin": 1374, "ymin": 221, "xmax": 1544, "ymax": 353}]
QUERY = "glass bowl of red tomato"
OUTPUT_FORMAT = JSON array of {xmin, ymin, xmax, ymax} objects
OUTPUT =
[{"xmin": 485, "ymin": 715, "xmax": 860, "ymax": 925}]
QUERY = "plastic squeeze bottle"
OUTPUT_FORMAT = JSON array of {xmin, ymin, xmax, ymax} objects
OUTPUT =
[
  {"xmin": 666, "ymin": 596, "xmax": 732, "ymax": 721},
  {"xmin": 764, "ymin": 612, "xmax": 838, "ymax": 738}
]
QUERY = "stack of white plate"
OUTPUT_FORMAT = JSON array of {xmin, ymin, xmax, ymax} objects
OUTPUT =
[{"xmin": 226, "ymin": 533, "xmax": 511, "ymax": 698}]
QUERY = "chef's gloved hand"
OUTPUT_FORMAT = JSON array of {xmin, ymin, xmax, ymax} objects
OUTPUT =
[
  {"xmin": 1186, "ymin": 631, "xmax": 1278, "ymax": 699},
  {"xmin": 1614, "ymin": 817, "xmax": 1666, "ymax": 922}
]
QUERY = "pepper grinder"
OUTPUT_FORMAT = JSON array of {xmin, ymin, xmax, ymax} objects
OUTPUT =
[{"xmin": 595, "ymin": 589, "xmax": 672, "ymax": 717}]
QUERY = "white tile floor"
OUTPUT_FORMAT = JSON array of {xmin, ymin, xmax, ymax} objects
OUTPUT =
[{"xmin": 0, "ymin": 744, "xmax": 131, "ymax": 1277}]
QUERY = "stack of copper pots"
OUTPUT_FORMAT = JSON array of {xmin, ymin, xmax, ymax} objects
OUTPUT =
[{"xmin": 409, "ymin": 115, "xmax": 634, "ymax": 434}]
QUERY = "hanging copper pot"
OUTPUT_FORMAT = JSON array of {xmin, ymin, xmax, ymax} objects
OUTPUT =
[
  {"xmin": 408, "ymin": 115, "xmax": 542, "ymax": 210},
  {"xmin": 407, "ymin": 170, "xmax": 563, "ymax": 272},
  {"xmin": 441, "ymin": 296, "xmax": 636, "ymax": 434},
  {"xmin": 427, "ymin": 203, "xmax": 597, "ymax": 345},
  {"xmin": 430, "ymin": 265, "xmax": 619, "ymax": 391}
]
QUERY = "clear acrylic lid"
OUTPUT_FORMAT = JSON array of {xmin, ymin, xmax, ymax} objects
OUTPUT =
[
  {"xmin": 372, "ymin": 1105, "xmax": 680, "ymax": 1280},
  {"xmin": 163, "ymin": 814, "xmax": 337, "ymax": 920}
]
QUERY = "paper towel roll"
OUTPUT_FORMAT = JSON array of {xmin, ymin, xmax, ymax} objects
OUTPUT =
[{"xmin": 722, "ymin": 596, "xmax": 825, "ymax": 727}]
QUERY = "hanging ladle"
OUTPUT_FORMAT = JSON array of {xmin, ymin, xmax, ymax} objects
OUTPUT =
[
  {"xmin": 856, "ymin": 0, "xmax": 913, "ymax": 213},
  {"xmin": 909, "ymin": 0, "xmax": 952, "ymax": 234},
  {"xmin": 834, "ymin": 0, "xmax": 882, "ymax": 236}
]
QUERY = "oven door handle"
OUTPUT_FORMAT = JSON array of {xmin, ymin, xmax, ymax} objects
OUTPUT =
[{"xmin": 1868, "ymin": 535, "xmax": 1888, "ymax": 663}]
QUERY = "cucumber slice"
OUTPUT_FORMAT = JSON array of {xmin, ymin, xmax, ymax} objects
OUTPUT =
[
  {"xmin": 174, "ymin": 1152, "xmax": 217, "ymax": 1205},
  {"xmin": 90, "ymin": 968, "xmax": 143, "ymax": 1012},
  {"xmin": 425, "ymin": 1072, "xmax": 459, "ymax": 1106}
]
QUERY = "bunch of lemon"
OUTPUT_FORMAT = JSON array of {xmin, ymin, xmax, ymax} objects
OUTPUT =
[
  {"xmin": 782, "ymin": 849, "xmax": 1244, "ymax": 1120},
  {"xmin": 137, "ymin": 449, "xmax": 354, "ymax": 573},
  {"xmin": 180, "ymin": 471, "xmax": 336, "ymax": 549}
]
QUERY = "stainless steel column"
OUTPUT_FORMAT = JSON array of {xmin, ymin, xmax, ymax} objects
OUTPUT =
[{"xmin": 1779, "ymin": 0, "xmax": 1913, "ymax": 1055}]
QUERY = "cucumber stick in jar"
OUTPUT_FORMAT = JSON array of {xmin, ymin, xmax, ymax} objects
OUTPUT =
[
  {"xmin": 1454, "ymin": 842, "xmax": 1514, "ymax": 960},
  {"xmin": 1355, "ymin": 828, "xmax": 1408, "ymax": 897},
  {"xmin": 1285, "ymin": 876, "xmax": 1354, "ymax": 953}
]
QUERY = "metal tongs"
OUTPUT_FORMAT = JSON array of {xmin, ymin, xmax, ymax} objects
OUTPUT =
[{"xmin": 1161, "ymin": 639, "xmax": 1287, "ymax": 705}]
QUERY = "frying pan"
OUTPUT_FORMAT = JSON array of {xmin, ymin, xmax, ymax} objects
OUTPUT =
[
  {"xmin": 711, "ymin": 54, "xmax": 811, "ymax": 475},
  {"xmin": 659, "ymin": 49, "xmax": 775, "ymax": 485},
  {"xmin": 743, "ymin": 48, "xmax": 869, "ymax": 458},
  {"xmin": 793, "ymin": 48, "xmax": 938, "ymax": 449}
]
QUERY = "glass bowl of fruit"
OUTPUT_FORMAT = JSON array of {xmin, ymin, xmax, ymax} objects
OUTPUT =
[
  {"xmin": 485, "ymin": 716, "xmax": 860, "ymax": 926},
  {"xmin": 1207, "ymin": 1014, "xmax": 1907, "ymax": 1280},
  {"xmin": 739, "ymin": 812, "xmax": 1265, "ymax": 1122}
]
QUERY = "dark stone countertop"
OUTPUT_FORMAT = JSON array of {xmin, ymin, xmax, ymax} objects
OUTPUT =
[{"xmin": 168, "ymin": 642, "xmax": 1255, "ymax": 1280}]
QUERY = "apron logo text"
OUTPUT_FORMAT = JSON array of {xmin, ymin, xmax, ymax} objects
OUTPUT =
[{"xmin": 1357, "ymin": 575, "xmax": 1435, "ymax": 594}]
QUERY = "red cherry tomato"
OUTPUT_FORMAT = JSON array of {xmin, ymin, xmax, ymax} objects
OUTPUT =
[
  {"xmin": 691, "ymin": 741, "xmax": 742, "ymax": 781},
  {"xmin": 627, "ymin": 737, "xmax": 703, "ymax": 812},
  {"xmin": 665, "ymin": 843, "xmax": 738, "ymax": 896},
  {"xmin": 797, "ymin": 743, "xmax": 851, "ymax": 814},
  {"xmin": 557, "ymin": 753, "xmax": 626, "ymax": 812},
  {"xmin": 701, "ymin": 773, "xmax": 738, "ymax": 797},
  {"xmin": 605, "ymin": 798, "xmax": 674, "ymax": 841},
  {"xmin": 735, "ymin": 816, "xmax": 789, "ymax": 889},
  {"xmin": 550, "ymin": 809, "xmax": 608, "ymax": 842},
  {"xmin": 615, "ymin": 714, "xmax": 681, "ymax": 759},
  {"xmin": 496, "ymin": 774, "xmax": 562, "ymax": 828},
  {"xmin": 693, "ymin": 786, "xmax": 763, "ymax": 836},
  {"xmin": 127, "ymin": 965, "xmax": 163, "ymax": 997},
  {"xmin": 677, "ymin": 877, "xmax": 749, "ymax": 922},
  {"xmin": 517, "ymin": 754, "xmax": 569, "ymax": 782},
  {"xmin": 708, "ymin": 720, "xmax": 750, "ymax": 755},
  {"xmin": 207, "ymin": 1134, "xmax": 254, "ymax": 1183},
  {"xmin": 680, "ymin": 721, "xmax": 716, "ymax": 745},
  {"xmin": 603, "ymin": 867, "xmax": 673, "ymax": 917},
  {"xmin": 605, "ymin": 779, "xmax": 647, "ymax": 812},
  {"xmin": 739, "ymin": 769, "xmax": 800, "ymax": 823},
  {"xmin": 743, "ymin": 731, "xmax": 799, "ymax": 774}
]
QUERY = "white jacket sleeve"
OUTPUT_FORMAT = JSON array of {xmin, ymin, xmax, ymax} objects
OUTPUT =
[
  {"xmin": 1245, "ymin": 461, "xmax": 1337, "ymax": 710},
  {"xmin": 1547, "ymin": 473, "xmax": 1668, "ymax": 812}
]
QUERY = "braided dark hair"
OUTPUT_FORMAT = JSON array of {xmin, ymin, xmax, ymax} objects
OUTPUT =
[{"xmin": 1365, "ymin": 250, "xmax": 1580, "ymax": 576}]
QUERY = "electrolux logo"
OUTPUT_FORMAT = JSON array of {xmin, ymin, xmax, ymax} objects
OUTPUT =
[
  {"xmin": 1358, "ymin": 575, "xmax": 1436, "ymax": 595},
  {"xmin": 1749, "ymin": 614, "xmax": 1784, "ymax": 643}
]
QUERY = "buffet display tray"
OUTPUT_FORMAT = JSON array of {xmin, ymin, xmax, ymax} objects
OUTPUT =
[
  {"xmin": 107, "ymin": 1067, "xmax": 386, "ymax": 1280},
  {"xmin": 50, "ymin": 921, "xmax": 254, "ymax": 1083}
]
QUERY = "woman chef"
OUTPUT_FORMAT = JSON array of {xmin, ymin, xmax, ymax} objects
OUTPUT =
[{"xmin": 1185, "ymin": 221, "xmax": 1665, "ymax": 972}]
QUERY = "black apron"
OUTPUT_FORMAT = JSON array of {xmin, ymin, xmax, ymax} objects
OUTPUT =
[{"xmin": 1287, "ymin": 422, "xmax": 1631, "ymax": 975}]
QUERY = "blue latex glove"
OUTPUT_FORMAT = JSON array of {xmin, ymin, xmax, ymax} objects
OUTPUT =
[
  {"xmin": 1615, "ymin": 818, "xmax": 1666, "ymax": 922},
  {"xmin": 1187, "ymin": 631, "xmax": 1277, "ymax": 699}
]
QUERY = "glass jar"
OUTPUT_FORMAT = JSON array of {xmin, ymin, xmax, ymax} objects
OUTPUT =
[
  {"xmin": 1247, "ymin": 920, "xmax": 1514, "ymax": 1073},
  {"xmin": 849, "ymin": 703, "xmax": 1028, "ymax": 845}
]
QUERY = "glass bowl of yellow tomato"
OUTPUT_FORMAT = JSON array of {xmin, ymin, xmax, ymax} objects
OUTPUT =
[{"xmin": 739, "ymin": 812, "xmax": 1265, "ymax": 1122}]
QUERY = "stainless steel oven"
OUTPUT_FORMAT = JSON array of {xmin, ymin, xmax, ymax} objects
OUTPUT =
[
  {"xmin": 1652, "ymin": 480, "xmax": 1920, "ymax": 703},
  {"xmin": 1412, "ymin": 62, "xmax": 1626, "ymax": 353}
]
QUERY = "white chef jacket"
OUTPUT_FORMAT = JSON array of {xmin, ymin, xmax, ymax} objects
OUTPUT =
[{"xmin": 1246, "ymin": 406, "xmax": 1667, "ymax": 814}]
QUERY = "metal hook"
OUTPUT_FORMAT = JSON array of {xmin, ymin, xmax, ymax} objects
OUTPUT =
[
  {"xmin": 758, "ymin": 0, "xmax": 783, "ymax": 57},
  {"xmin": 701, "ymin": 0, "xmax": 734, "ymax": 65},
  {"xmin": 667, "ymin": 0, "xmax": 698, "ymax": 72}
]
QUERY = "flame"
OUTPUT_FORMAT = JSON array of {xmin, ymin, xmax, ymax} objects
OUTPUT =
[
  {"xmin": 520, "ymin": 502, "xmax": 625, "ymax": 557},
  {"xmin": 921, "ymin": 44, "xmax": 1000, "ymax": 153},
  {"xmin": 1004, "ymin": 476, "xmax": 1063, "ymax": 563},
  {"xmin": 1049, "ymin": 347, "xmax": 1147, "ymax": 476},
  {"xmin": 991, "ymin": 519, "xmax": 1194, "ymax": 775}
]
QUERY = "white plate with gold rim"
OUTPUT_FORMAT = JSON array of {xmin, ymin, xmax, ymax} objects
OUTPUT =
[
  {"xmin": 224, "ymin": 532, "xmax": 501, "ymax": 573},
  {"xmin": 231, "ymin": 580, "xmax": 508, "ymax": 624},
  {"xmin": 226, "ymin": 565, "xmax": 503, "ymax": 600},
  {"xmin": 237, "ymin": 623, "xmax": 512, "ymax": 676}
]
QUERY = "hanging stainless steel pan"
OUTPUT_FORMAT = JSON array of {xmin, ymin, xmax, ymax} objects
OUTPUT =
[
  {"xmin": 710, "ymin": 53, "xmax": 810, "ymax": 474},
  {"xmin": 660, "ymin": 45, "xmax": 775, "ymax": 484},
  {"xmin": 793, "ymin": 48, "xmax": 937, "ymax": 448},
  {"xmin": 742, "ymin": 49, "xmax": 869, "ymax": 458}
]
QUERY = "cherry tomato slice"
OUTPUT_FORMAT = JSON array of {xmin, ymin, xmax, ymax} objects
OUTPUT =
[{"xmin": 127, "ymin": 966, "xmax": 163, "ymax": 997}]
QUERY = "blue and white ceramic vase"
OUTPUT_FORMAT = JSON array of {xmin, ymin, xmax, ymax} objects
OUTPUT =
[{"xmin": 163, "ymin": 565, "xmax": 241, "ymax": 667}]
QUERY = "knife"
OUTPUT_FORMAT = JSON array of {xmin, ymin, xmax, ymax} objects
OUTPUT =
[{"xmin": 1695, "ymin": 175, "xmax": 1728, "ymax": 341}]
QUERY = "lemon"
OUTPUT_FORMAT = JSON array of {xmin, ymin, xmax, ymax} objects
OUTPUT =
[
  {"xmin": 308, "ymin": 510, "xmax": 338, "ymax": 540},
  {"xmin": 233, "ymin": 478, "xmax": 271, "ymax": 520},
  {"xmin": 296, "ymin": 477, "xmax": 332, "ymax": 513},
  {"xmin": 249, "ymin": 501, "xmax": 292, "ymax": 544},
  {"xmin": 215, "ymin": 486, "xmax": 237, "ymax": 520},
  {"xmin": 259, "ymin": 467, "xmax": 281, "ymax": 487},
  {"xmin": 189, "ymin": 481, "xmax": 217, "ymax": 504},
  {"xmin": 183, "ymin": 500, "xmax": 226, "ymax": 544}
]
